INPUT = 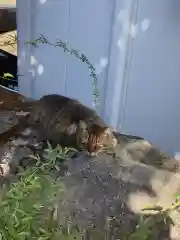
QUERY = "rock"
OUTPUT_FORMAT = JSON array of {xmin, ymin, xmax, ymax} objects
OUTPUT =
[
  {"xmin": 0, "ymin": 110, "xmax": 43, "ymax": 177},
  {"xmin": 0, "ymin": 110, "xmax": 18, "ymax": 134},
  {"xmin": 58, "ymin": 133, "xmax": 180, "ymax": 239}
]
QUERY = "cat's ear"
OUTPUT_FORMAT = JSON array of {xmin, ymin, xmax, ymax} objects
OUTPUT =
[
  {"xmin": 103, "ymin": 127, "xmax": 112, "ymax": 136},
  {"xmin": 79, "ymin": 120, "xmax": 88, "ymax": 130},
  {"xmin": 67, "ymin": 123, "xmax": 77, "ymax": 135},
  {"xmin": 104, "ymin": 127, "xmax": 117, "ymax": 147}
]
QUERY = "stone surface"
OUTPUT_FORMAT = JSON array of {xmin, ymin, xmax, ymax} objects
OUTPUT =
[
  {"xmin": 0, "ymin": 110, "xmax": 38, "ymax": 177},
  {"xmin": 58, "ymin": 134, "xmax": 180, "ymax": 239},
  {"xmin": 0, "ymin": 110, "xmax": 18, "ymax": 133}
]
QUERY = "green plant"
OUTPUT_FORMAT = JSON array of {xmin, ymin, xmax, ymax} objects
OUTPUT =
[
  {"xmin": 0, "ymin": 72, "xmax": 15, "ymax": 81},
  {"xmin": 128, "ymin": 199, "xmax": 180, "ymax": 240},
  {"xmin": 0, "ymin": 32, "xmax": 99, "ymax": 104},
  {"xmin": 25, "ymin": 34, "xmax": 99, "ymax": 104},
  {"xmin": 0, "ymin": 144, "xmax": 80, "ymax": 240}
]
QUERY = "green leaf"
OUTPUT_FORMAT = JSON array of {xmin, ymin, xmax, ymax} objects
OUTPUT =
[
  {"xmin": 3, "ymin": 73, "xmax": 14, "ymax": 79},
  {"xmin": 175, "ymin": 194, "xmax": 180, "ymax": 199},
  {"xmin": 17, "ymin": 231, "xmax": 30, "ymax": 237}
]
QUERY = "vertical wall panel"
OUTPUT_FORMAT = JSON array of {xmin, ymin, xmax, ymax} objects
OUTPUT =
[
  {"xmin": 119, "ymin": 0, "xmax": 180, "ymax": 155},
  {"xmin": 64, "ymin": 0, "xmax": 115, "ymax": 110},
  {"xmin": 30, "ymin": 0, "xmax": 71, "ymax": 99}
]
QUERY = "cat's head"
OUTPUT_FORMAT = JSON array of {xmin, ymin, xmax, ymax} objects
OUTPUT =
[{"xmin": 77, "ymin": 120, "xmax": 117, "ymax": 156}]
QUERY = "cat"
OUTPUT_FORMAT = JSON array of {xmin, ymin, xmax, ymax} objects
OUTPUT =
[
  {"xmin": 28, "ymin": 94, "xmax": 117, "ymax": 156},
  {"xmin": 0, "ymin": 94, "xmax": 117, "ymax": 156}
]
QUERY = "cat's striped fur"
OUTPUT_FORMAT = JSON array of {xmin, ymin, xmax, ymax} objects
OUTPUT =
[{"xmin": 0, "ymin": 94, "xmax": 117, "ymax": 156}]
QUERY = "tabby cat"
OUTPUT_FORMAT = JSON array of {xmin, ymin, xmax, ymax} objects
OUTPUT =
[
  {"xmin": 0, "ymin": 94, "xmax": 117, "ymax": 156},
  {"xmin": 28, "ymin": 94, "xmax": 117, "ymax": 155}
]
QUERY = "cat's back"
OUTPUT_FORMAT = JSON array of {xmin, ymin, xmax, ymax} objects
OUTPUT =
[
  {"xmin": 37, "ymin": 94, "xmax": 100, "ymax": 118},
  {"xmin": 73, "ymin": 102, "xmax": 107, "ymax": 127},
  {"xmin": 38, "ymin": 94, "xmax": 73, "ymax": 108},
  {"xmin": 28, "ymin": 94, "xmax": 81, "ymax": 130},
  {"xmin": 43, "ymin": 94, "xmax": 107, "ymax": 127},
  {"xmin": 29, "ymin": 94, "xmax": 106, "ymax": 127},
  {"xmin": 29, "ymin": 94, "xmax": 73, "ymax": 119}
]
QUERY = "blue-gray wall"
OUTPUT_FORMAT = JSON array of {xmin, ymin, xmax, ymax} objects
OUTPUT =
[
  {"xmin": 17, "ymin": 0, "xmax": 180, "ymax": 156},
  {"xmin": 121, "ymin": 0, "xmax": 180, "ymax": 155}
]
